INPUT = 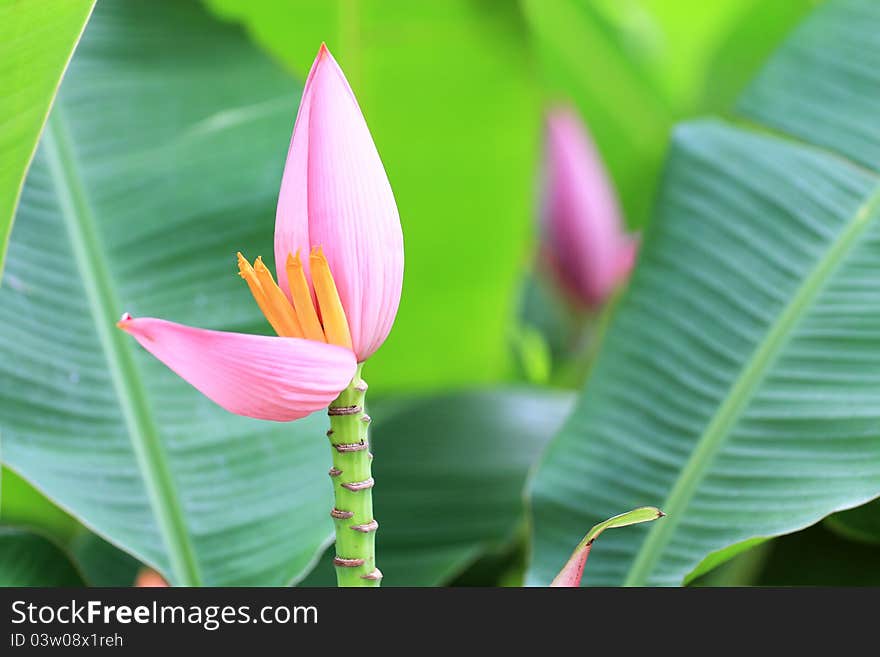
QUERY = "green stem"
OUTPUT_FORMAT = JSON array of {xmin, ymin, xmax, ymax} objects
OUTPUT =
[{"xmin": 327, "ymin": 364, "xmax": 380, "ymax": 587}]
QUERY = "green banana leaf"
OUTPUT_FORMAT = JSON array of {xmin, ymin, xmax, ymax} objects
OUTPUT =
[
  {"xmin": 528, "ymin": 0, "xmax": 880, "ymax": 586},
  {"xmin": 758, "ymin": 523, "xmax": 880, "ymax": 586},
  {"xmin": 301, "ymin": 388, "xmax": 573, "ymax": 586},
  {"xmin": 0, "ymin": 0, "xmax": 335, "ymax": 586},
  {"xmin": 824, "ymin": 499, "xmax": 880, "ymax": 546},
  {"xmin": 70, "ymin": 532, "xmax": 142, "ymax": 587},
  {"xmin": 0, "ymin": 467, "xmax": 79, "ymax": 542},
  {"xmin": 204, "ymin": 0, "xmax": 541, "ymax": 392},
  {"xmin": 0, "ymin": 527, "xmax": 85, "ymax": 586},
  {"xmin": 0, "ymin": 0, "xmax": 95, "ymax": 275}
]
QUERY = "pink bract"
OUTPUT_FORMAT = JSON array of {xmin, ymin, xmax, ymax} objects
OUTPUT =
[
  {"xmin": 275, "ymin": 44, "xmax": 404, "ymax": 361},
  {"xmin": 119, "ymin": 316, "xmax": 357, "ymax": 422}
]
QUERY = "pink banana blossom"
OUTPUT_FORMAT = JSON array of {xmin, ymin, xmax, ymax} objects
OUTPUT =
[
  {"xmin": 541, "ymin": 106, "xmax": 637, "ymax": 307},
  {"xmin": 118, "ymin": 44, "xmax": 404, "ymax": 422}
]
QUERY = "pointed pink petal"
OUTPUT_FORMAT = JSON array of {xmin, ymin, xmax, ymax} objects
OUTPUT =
[
  {"xmin": 119, "ymin": 316, "xmax": 356, "ymax": 422},
  {"xmin": 274, "ymin": 47, "xmax": 321, "ymax": 300},
  {"xmin": 550, "ymin": 542, "xmax": 593, "ymax": 587},
  {"xmin": 275, "ymin": 44, "xmax": 404, "ymax": 362},
  {"xmin": 542, "ymin": 106, "xmax": 629, "ymax": 306}
]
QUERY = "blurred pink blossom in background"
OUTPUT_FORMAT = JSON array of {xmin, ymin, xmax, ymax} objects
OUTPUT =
[{"xmin": 541, "ymin": 106, "xmax": 638, "ymax": 308}]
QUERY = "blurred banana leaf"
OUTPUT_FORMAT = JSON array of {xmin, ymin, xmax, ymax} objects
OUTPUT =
[
  {"xmin": 205, "ymin": 0, "xmax": 541, "ymax": 392},
  {"xmin": 521, "ymin": 0, "xmax": 815, "ymax": 229},
  {"xmin": 824, "ymin": 499, "xmax": 880, "ymax": 545},
  {"xmin": 697, "ymin": 0, "xmax": 820, "ymax": 113},
  {"xmin": 0, "ymin": 528, "xmax": 85, "ymax": 586},
  {"xmin": 301, "ymin": 388, "xmax": 573, "ymax": 586},
  {"xmin": 0, "ymin": 467, "xmax": 79, "ymax": 542},
  {"xmin": 692, "ymin": 519, "xmax": 880, "ymax": 586},
  {"xmin": 687, "ymin": 539, "xmax": 771, "ymax": 587},
  {"xmin": 515, "ymin": 274, "xmax": 577, "ymax": 374},
  {"xmin": 0, "ymin": 0, "xmax": 336, "ymax": 586},
  {"xmin": 0, "ymin": 0, "xmax": 95, "ymax": 275},
  {"xmin": 70, "ymin": 532, "xmax": 142, "ymax": 587},
  {"xmin": 1, "ymin": 468, "xmax": 142, "ymax": 585},
  {"xmin": 528, "ymin": 0, "xmax": 880, "ymax": 586},
  {"xmin": 757, "ymin": 523, "xmax": 880, "ymax": 586}
]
